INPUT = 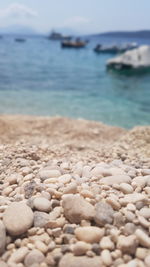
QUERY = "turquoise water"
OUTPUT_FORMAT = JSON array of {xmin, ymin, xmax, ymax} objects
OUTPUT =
[{"xmin": 0, "ymin": 35, "xmax": 150, "ymax": 128}]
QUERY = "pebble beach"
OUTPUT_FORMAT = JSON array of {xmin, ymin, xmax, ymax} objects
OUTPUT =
[{"xmin": 0, "ymin": 115, "xmax": 150, "ymax": 267}]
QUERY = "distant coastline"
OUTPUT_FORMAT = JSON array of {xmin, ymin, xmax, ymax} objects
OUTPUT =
[
  {"xmin": 1, "ymin": 25, "xmax": 150, "ymax": 39},
  {"xmin": 90, "ymin": 30, "xmax": 150, "ymax": 39}
]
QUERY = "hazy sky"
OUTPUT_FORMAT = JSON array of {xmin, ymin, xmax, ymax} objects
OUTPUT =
[{"xmin": 0, "ymin": 0, "xmax": 150, "ymax": 33}]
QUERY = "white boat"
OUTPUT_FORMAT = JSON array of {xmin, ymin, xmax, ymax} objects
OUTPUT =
[{"xmin": 107, "ymin": 45, "xmax": 150, "ymax": 71}]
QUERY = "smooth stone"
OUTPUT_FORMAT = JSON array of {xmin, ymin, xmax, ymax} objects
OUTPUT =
[
  {"xmin": 75, "ymin": 226, "xmax": 104, "ymax": 243},
  {"xmin": 71, "ymin": 241, "xmax": 91, "ymax": 256},
  {"xmin": 113, "ymin": 212, "xmax": 125, "ymax": 227},
  {"xmin": 63, "ymin": 183, "xmax": 77, "ymax": 194},
  {"xmin": 117, "ymin": 235, "xmax": 138, "ymax": 254},
  {"xmin": 120, "ymin": 193, "xmax": 146, "ymax": 205},
  {"xmin": 8, "ymin": 247, "xmax": 29, "ymax": 263},
  {"xmin": 24, "ymin": 249, "xmax": 45, "ymax": 266},
  {"xmin": 90, "ymin": 167, "xmax": 111, "ymax": 177},
  {"xmin": 132, "ymin": 176, "xmax": 147, "ymax": 188},
  {"xmin": 123, "ymin": 223, "xmax": 136, "ymax": 235},
  {"xmin": 49, "ymin": 207, "xmax": 62, "ymax": 220},
  {"xmin": 58, "ymin": 174, "xmax": 71, "ymax": 184},
  {"xmin": 33, "ymin": 197, "xmax": 51, "ymax": 212},
  {"xmin": 135, "ymin": 229, "xmax": 150, "ymax": 248},
  {"xmin": 119, "ymin": 183, "xmax": 133, "ymax": 194},
  {"xmin": 39, "ymin": 169, "xmax": 61, "ymax": 181},
  {"xmin": 62, "ymin": 195, "xmax": 95, "ymax": 223},
  {"xmin": 136, "ymin": 247, "xmax": 148, "ymax": 260},
  {"xmin": 94, "ymin": 202, "xmax": 114, "ymax": 226},
  {"xmin": 109, "ymin": 167, "xmax": 126, "ymax": 176},
  {"xmin": 100, "ymin": 175, "xmax": 131, "ymax": 185},
  {"xmin": 0, "ymin": 221, "xmax": 6, "ymax": 255},
  {"xmin": 59, "ymin": 253, "xmax": 102, "ymax": 267},
  {"xmin": 7, "ymin": 174, "xmax": 18, "ymax": 185},
  {"xmin": 33, "ymin": 211, "xmax": 50, "ymax": 228},
  {"xmin": 21, "ymin": 167, "xmax": 32, "ymax": 176},
  {"xmin": 139, "ymin": 207, "xmax": 150, "ymax": 219},
  {"xmin": 100, "ymin": 236, "xmax": 114, "ymax": 250},
  {"xmin": 35, "ymin": 240, "xmax": 48, "ymax": 254},
  {"xmin": 101, "ymin": 249, "xmax": 112, "ymax": 266},
  {"xmin": 3, "ymin": 202, "xmax": 33, "ymax": 236}
]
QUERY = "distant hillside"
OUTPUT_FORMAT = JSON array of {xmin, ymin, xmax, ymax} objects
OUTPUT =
[{"xmin": 94, "ymin": 30, "xmax": 150, "ymax": 39}]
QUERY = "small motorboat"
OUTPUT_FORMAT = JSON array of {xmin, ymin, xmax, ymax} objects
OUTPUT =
[
  {"xmin": 15, "ymin": 38, "xmax": 26, "ymax": 43},
  {"xmin": 94, "ymin": 44, "xmax": 119, "ymax": 54},
  {"xmin": 61, "ymin": 38, "xmax": 87, "ymax": 49},
  {"xmin": 94, "ymin": 42, "xmax": 139, "ymax": 54}
]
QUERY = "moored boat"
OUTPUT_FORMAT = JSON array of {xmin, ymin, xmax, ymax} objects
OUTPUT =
[
  {"xmin": 61, "ymin": 38, "xmax": 87, "ymax": 49},
  {"xmin": 15, "ymin": 38, "xmax": 26, "ymax": 43},
  {"xmin": 94, "ymin": 44, "xmax": 119, "ymax": 54},
  {"xmin": 94, "ymin": 42, "xmax": 139, "ymax": 54}
]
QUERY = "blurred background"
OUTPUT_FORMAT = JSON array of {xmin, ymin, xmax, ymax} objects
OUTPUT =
[{"xmin": 0, "ymin": 0, "xmax": 150, "ymax": 128}]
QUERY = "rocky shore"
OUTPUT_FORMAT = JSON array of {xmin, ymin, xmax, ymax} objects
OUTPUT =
[{"xmin": 0, "ymin": 115, "xmax": 150, "ymax": 267}]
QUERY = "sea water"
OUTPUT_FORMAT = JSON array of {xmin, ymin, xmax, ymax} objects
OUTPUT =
[{"xmin": 0, "ymin": 35, "xmax": 150, "ymax": 128}]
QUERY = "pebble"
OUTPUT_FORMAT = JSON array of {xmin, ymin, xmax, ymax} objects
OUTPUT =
[
  {"xmin": 120, "ymin": 193, "xmax": 146, "ymax": 205},
  {"xmin": 100, "ymin": 175, "xmax": 131, "ymax": 185},
  {"xmin": 136, "ymin": 247, "xmax": 148, "ymax": 260},
  {"xmin": 117, "ymin": 235, "xmax": 138, "ymax": 254},
  {"xmin": 123, "ymin": 223, "xmax": 136, "ymax": 235},
  {"xmin": 3, "ymin": 202, "xmax": 33, "ymax": 236},
  {"xmin": 35, "ymin": 240, "xmax": 48, "ymax": 254},
  {"xmin": 106, "ymin": 197, "xmax": 121, "ymax": 210},
  {"xmin": 39, "ymin": 169, "xmax": 61, "ymax": 181},
  {"xmin": 94, "ymin": 202, "xmax": 114, "ymax": 226},
  {"xmin": 90, "ymin": 166, "xmax": 111, "ymax": 177},
  {"xmin": 63, "ymin": 183, "xmax": 77, "ymax": 194},
  {"xmin": 59, "ymin": 253, "xmax": 102, "ymax": 267},
  {"xmin": 62, "ymin": 195, "xmax": 95, "ymax": 223},
  {"xmin": 33, "ymin": 197, "xmax": 51, "ymax": 212},
  {"xmin": 119, "ymin": 183, "xmax": 133, "ymax": 194},
  {"xmin": 101, "ymin": 249, "xmax": 112, "ymax": 266},
  {"xmin": 6, "ymin": 174, "xmax": 18, "ymax": 185},
  {"xmin": 0, "ymin": 221, "xmax": 6, "ymax": 255},
  {"xmin": 8, "ymin": 247, "xmax": 29, "ymax": 264},
  {"xmin": 100, "ymin": 236, "xmax": 114, "ymax": 250},
  {"xmin": 33, "ymin": 211, "xmax": 50, "ymax": 228},
  {"xmin": 58, "ymin": 174, "xmax": 71, "ymax": 184},
  {"xmin": 24, "ymin": 249, "xmax": 45, "ymax": 266},
  {"xmin": 138, "ymin": 207, "xmax": 150, "ymax": 219},
  {"xmin": 71, "ymin": 241, "xmax": 91, "ymax": 256},
  {"xmin": 75, "ymin": 226, "xmax": 104, "ymax": 243},
  {"xmin": 135, "ymin": 229, "xmax": 150, "ymax": 248},
  {"xmin": 113, "ymin": 212, "xmax": 125, "ymax": 227},
  {"xmin": 21, "ymin": 167, "xmax": 32, "ymax": 176}
]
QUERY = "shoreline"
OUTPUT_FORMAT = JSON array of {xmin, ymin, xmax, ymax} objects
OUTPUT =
[{"xmin": 0, "ymin": 114, "xmax": 150, "ymax": 162}]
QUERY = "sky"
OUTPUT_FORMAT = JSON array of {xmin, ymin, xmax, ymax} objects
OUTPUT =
[{"xmin": 0, "ymin": 0, "xmax": 150, "ymax": 34}]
